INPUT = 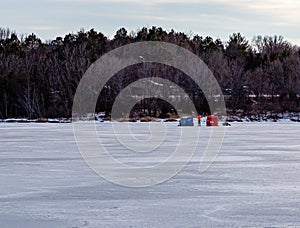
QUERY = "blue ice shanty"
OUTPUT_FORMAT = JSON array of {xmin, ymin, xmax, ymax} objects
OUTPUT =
[{"xmin": 178, "ymin": 116, "xmax": 194, "ymax": 126}]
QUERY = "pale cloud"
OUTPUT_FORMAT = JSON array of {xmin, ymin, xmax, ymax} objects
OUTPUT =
[
  {"xmin": 1, "ymin": 0, "xmax": 300, "ymax": 44},
  {"xmin": 25, "ymin": 26, "xmax": 63, "ymax": 31}
]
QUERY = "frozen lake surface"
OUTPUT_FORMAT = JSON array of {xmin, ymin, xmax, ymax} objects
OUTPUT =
[{"xmin": 0, "ymin": 122, "xmax": 300, "ymax": 227}]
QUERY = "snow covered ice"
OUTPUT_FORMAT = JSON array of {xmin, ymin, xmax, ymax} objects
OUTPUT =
[{"xmin": 0, "ymin": 122, "xmax": 300, "ymax": 227}]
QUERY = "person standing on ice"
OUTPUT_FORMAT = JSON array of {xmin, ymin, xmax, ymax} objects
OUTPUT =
[{"xmin": 197, "ymin": 114, "xmax": 202, "ymax": 126}]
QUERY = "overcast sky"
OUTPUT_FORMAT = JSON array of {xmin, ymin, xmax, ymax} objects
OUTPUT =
[{"xmin": 1, "ymin": 0, "xmax": 300, "ymax": 45}]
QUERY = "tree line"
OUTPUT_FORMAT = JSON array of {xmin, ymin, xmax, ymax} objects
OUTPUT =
[{"xmin": 0, "ymin": 26, "xmax": 299, "ymax": 119}]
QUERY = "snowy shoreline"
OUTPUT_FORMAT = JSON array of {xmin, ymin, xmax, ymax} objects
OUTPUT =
[{"xmin": 1, "ymin": 116, "xmax": 300, "ymax": 124}]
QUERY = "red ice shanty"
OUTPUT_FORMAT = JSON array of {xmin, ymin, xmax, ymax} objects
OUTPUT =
[{"xmin": 206, "ymin": 115, "xmax": 219, "ymax": 126}]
